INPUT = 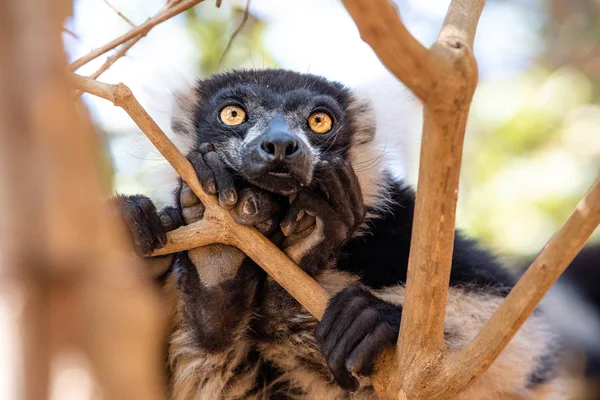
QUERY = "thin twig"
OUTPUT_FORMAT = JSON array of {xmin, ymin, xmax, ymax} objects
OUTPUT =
[
  {"xmin": 217, "ymin": 0, "xmax": 251, "ymax": 70},
  {"xmin": 102, "ymin": 0, "xmax": 137, "ymax": 28},
  {"xmin": 90, "ymin": 38, "xmax": 138, "ymax": 79},
  {"xmin": 72, "ymin": 37, "xmax": 139, "ymax": 97},
  {"xmin": 63, "ymin": 27, "xmax": 81, "ymax": 41},
  {"xmin": 69, "ymin": 0, "xmax": 204, "ymax": 72}
]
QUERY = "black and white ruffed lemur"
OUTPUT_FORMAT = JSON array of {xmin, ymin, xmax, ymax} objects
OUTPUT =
[{"xmin": 117, "ymin": 69, "xmax": 563, "ymax": 399}]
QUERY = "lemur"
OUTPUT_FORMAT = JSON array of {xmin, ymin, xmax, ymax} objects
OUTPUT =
[{"xmin": 117, "ymin": 69, "xmax": 562, "ymax": 399}]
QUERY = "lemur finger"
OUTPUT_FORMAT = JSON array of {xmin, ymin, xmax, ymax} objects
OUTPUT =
[
  {"xmin": 318, "ymin": 160, "xmax": 354, "ymax": 228},
  {"xmin": 327, "ymin": 355, "xmax": 360, "ymax": 392},
  {"xmin": 333, "ymin": 158, "xmax": 365, "ymax": 229},
  {"xmin": 158, "ymin": 206, "xmax": 183, "ymax": 232},
  {"xmin": 318, "ymin": 294, "xmax": 370, "ymax": 357},
  {"xmin": 180, "ymin": 182, "xmax": 205, "ymax": 225},
  {"xmin": 345, "ymin": 324, "xmax": 394, "ymax": 377},
  {"xmin": 316, "ymin": 285, "xmax": 365, "ymax": 347},
  {"xmin": 204, "ymin": 151, "xmax": 237, "ymax": 209},
  {"xmin": 188, "ymin": 150, "xmax": 217, "ymax": 195},
  {"xmin": 231, "ymin": 188, "xmax": 280, "ymax": 227},
  {"xmin": 326, "ymin": 308, "xmax": 381, "ymax": 392},
  {"xmin": 280, "ymin": 190, "xmax": 340, "ymax": 238},
  {"xmin": 180, "ymin": 183, "xmax": 200, "ymax": 208},
  {"xmin": 182, "ymin": 204, "xmax": 205, "ymax": 225}
]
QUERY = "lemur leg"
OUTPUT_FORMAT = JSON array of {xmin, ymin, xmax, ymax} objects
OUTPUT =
[
  {"xmin": 319, "ymin": 284, "xmax": 561, "ymax": 399},
  {"xmin": 169, "ymin": 150, "xmax": 283, "ymax": 400}
]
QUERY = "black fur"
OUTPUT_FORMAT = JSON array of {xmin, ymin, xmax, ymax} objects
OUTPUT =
[
  {"xmin": 339, "ymin": 181, "xmax": 517, "ymax": 292},
  {"xmin": 176, "ymin": 251, "xmax": 260, "ymax": 352}
]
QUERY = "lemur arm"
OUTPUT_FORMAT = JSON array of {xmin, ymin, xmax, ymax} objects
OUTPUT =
[
  {"xmin": 167, "ymin": 148, "xmax": 285, "ymax": 399},
  {"xmin": 317, "ymin": 182, "xmax": 561, "ymax": 398}
]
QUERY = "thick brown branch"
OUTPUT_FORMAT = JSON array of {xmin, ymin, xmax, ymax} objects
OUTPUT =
[
  {"xmin": 1, "ymin": 1, "xmax": 166, "ymax": 398},
  {"xmin": 438, "ymin": 0, "xmax": 486, "ymax": 48},
  {"xmin": 441, "ymin": 179, "xmax": 600, "ymax": 397},
  {"xmin": 343, "ymin": 0, "xmax": 445, "ymax": 103},
  {"xmin": 71, "ymin": 74, "xmax": 331, "ymax": 320},
  {"xmin": 346, "ymin": 0, "xmax": 484, "ymax": 399},
  {"xmin": 68, "ymin": 0, "xmax": 204, "ymax": 72}
]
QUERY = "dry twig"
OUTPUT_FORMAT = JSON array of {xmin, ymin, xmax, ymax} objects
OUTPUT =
[
  {"xmin": 63, "ymin": 26, "xmax": 81, "ymax": 41},
  {"xmin": 102, "ymin": 0, "xmax": 137, "ymax": 28},
  {"xmin": 217, "ymin": 0, "xmax": 251, "ymax": 70},
  {"xmin": 445, "ymin": 179, "xmax": 600, "ymax": 396},
  {"xmin": 69, "ymin": 0, "xmax": 204, "ymax": 72}
]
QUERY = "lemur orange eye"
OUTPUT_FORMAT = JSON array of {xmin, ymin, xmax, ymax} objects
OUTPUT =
[
  {"xmin": 220, "ymin": 105, "xmax": 246, "ymax": 126},
  {"xmin": 308, "ymin": 111, "xmax": 332, "ymax": 134}
]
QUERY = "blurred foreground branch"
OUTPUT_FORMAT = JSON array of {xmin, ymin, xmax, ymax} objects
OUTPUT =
[
  {"xmin": 1, "ymin": 1, "xmax": 166, "ymax": 399},
  {"xmin": 69, "ymin": 0, "xmax": 205, "ymax": 74}
]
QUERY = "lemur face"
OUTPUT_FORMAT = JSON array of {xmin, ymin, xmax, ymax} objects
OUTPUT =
[{"xmin": 185, "ymin": 70, "xmax": 357, "ymax": 195}]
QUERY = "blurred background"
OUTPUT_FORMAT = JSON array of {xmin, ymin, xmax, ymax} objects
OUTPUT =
[{"xmin": 1, "ymin": 0, "xmax": 598, "ymax": 399}]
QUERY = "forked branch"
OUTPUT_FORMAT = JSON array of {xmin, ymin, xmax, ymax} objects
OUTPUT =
[{"xmin": 343, "ymin": 0, "xmax": 483, "ymax": 398}]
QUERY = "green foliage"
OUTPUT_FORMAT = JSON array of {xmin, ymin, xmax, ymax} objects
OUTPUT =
[{"xmin": 184, "ymin": 2, "xmax": 275, "ymax": 77}]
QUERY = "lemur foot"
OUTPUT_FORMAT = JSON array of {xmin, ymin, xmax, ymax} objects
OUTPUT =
[
  {"xmin": 116, "ymin": 194, "xmax": 181, "ymax": 257},
  {"xmin": 188, "ymin": 143, "xmax": 238, "ymax": 209},
  {"xmin": 280, "ymin": 157, "xmax": 365, "ymax": 274},
  {"xmin": 316, "ymin": 285, "xmax": 402, "ymax": 392}
]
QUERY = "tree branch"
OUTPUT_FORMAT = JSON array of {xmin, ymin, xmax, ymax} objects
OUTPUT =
[
  {"xmin": 345, "ymin": 1, "xmax": 599, "ymax": 399},
  {"xmin": 68, "ymin": 0, "xmax": 204, "ymax": 72},
  {"xmin": 442, "ymin": 179, "xmax": 600, "ymax": 397},
  {"xmin": 1, "ymin": 0, "xmax": 166, "ymax": 398},
  {"xmin": 70, "ymin": 73, "xmax": 331, "ymax": 320},
  {"xmin": 343, "ymin": 0, "xmax": 482, "ymax": 398},
  {"xmin": 343, "ymin": 0, "xmax": 445, "ymax": 104}
]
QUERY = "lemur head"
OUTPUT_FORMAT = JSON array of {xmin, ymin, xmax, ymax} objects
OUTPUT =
[{"xmin": 172, "ymin": 69, "xmax": 378, "ymax": 196}]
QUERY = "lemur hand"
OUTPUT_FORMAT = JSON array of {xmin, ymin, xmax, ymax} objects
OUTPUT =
[
  {"xmin": 316, "ymin": 285, "xmax": 402, "ymax": 392},
  {"xmin": 115, "ymin": 194, "xmax": 182, "ymax": 278},
  {"xmin": 188, "ymin": 143, "xmax": 239, "ymax": 209},
  {"xmin": 179, "ymin": 179, "xmax": 282, "ymax": 287},
  {"xmin": 179, "ymin": 181, "xmax": 281, "ymax": 236},
  {"xmin": 280, "ymin": 157, "xmax": 364, "ymax": 276}
]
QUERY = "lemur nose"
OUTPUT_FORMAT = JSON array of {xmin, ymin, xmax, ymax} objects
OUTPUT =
[{"xmin": 259, "ymin": 135, "xmax": 300, "ymax": 161}]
